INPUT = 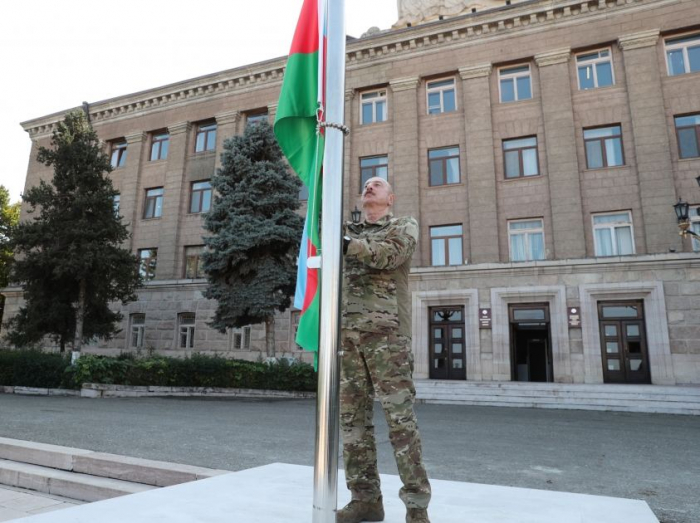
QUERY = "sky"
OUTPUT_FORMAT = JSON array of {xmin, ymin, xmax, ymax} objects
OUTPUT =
[{"xmin": 0, "ymin": 0, "xmax": 398, "ymax": 204}]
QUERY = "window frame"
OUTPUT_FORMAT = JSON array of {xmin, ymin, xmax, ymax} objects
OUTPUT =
[
  {"xmin": 113, "ymin": 194, "xmax": 121, "ymax": 216},
  {"xmin": 194, "ymin": 122, "xmax": 217, "ymax": 153},
  {"xmin": 143, "ymin": 187, "xmax": 164, "ymax": 219},
  {"xmin": 138, "ymin": 248, "xmax": 158, "ymax": 281},
  {"xmin": 674, "ymin": 113, "xmax": 700, "ymax": 160},
  {"xmin": 426, "ymin": 77, "xmax": 457, "ymax": 115},
  {"xmin": 576, "ymin": 48, "xmax": 615, "ymax": 90},
  {"xmin": 428, "ymin": 146, "xmax": 461, "ymax": 187},
  {"xmin": 592, "ymin": 211, "xmax": 636, "ymax": 257},
  {"xmin": 360, "ymin": 89, "xmax": 388, "ymax": 125},
  {"xmin": 231, "ymin": 326, "xmax": 251, "ymax": 350},
  {"xmin": 129, "ymin": 314, "xmax": 145, "ymax": 349},
  {"xmin": 184, "ymin": 245, "xmax": 206, "ymax": 279},
  {"xmin": 110, "ymin": 141, "xmax": 128, "ymax": 168},
  {"xmin": 691, "ymin": 206, "xmax": 700, "ymax": 252},
  {"xmin": 583, "ymin": 125, "xmax": 625, "ymax": 169},
  {"xmin": 246, "ymin": 112, "xmax": 269, "ymax": 126},
  {"xmin": 178, "ymin": 313, "xmax": 196, "ymax": 349},
  {"xmin": 189, "ymin": 180, "xmax": 213, "ymax": 214},
  {"xmin": 498, "ymin": 64, "xmax": 533, "ymax": 103},
  {"xmin": 508, "ymin": 218, "xmax": 546, "ymax": 262},
  {"xmin": 430, "ymin": 224, "xmax": 463, "ymax": 267},
  {"xmin": 150, "ymin": 131, "xmax": 170, "ymax": 161},
  {"xmin": 665, "ymin": 32, "xmax": 700, "ymax": 77},
  {"xmin": 359, "ymin": 155, "xmax": 389, "ymax": 192},
  {"xmin": 502, "ymin": 136, "xmax": 540, "ymax": 179}
]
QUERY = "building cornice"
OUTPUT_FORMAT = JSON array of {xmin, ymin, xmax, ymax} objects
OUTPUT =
[
  {"xmin": 20, "ymin": 0, "xmax": 669, "ymax": 137},
  {"xmin": 618, "ymin": 29, "xmax": 661, "ymax": 51},
  {"xmin": 458, "ymin": 63, "xmax": 493, "ymax": 80},
  {"xmin": 214, "ymin": 111, "xmax": 240, "ymax": 126},
  {"xmin": 389, "ymin": 77, "xmax": 420, "ymax": 92},
  {"xmin": 168, "ymin": 121, "xmax": 191, "ymax": 135},
  {"xmin": 535, "ymin": 48, "xmax": 572, "ymax": 67}
]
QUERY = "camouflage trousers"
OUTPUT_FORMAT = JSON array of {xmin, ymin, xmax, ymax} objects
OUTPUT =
[{"xmin": 339, "ymin": 329, "xmax": 431, "ymax": 510}]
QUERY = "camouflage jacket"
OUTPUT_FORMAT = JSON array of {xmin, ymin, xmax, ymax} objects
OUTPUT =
[{"xmin": 342, "ymin": 213, "xmax": 418, "ymax": 337}]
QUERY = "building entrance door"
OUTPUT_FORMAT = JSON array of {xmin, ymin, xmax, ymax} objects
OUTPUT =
[
  {"xmin": 509, "ymin": 304, "xmax": 553, "ymax": 382},
  {"xmin": 429, "ymin": 306, "xmax": 466, "ymax": 380},
  {"xmin": 598, "ymin": 301, "xmax": 651, "ymax": 384}
]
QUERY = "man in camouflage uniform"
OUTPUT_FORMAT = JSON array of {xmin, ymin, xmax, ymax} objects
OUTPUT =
[{"xmin": 337, "ymin": 177, "xmax": 431, "ymax": 523}]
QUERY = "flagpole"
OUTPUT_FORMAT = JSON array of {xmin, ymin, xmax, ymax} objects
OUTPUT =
[{"xmin": 312, "ymin": 0, "xmax": 346, "ymax": 520}]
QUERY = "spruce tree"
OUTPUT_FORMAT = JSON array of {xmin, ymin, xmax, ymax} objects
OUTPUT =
[
  {"xmin": 203, "ymin": 121, "xmax": 304, "ymax": 357},
  {"xmin": 0, "ymin": 185, "xmax": 20, "ymax": 324},
  {"xmin": 6, "ymin": 111, "xmax": 141, "ymax": 358}
]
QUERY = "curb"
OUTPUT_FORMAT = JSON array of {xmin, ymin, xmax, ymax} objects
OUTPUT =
[{"xmin": 0, "ymin": 384, "xmax": 316, "ymax": 400}]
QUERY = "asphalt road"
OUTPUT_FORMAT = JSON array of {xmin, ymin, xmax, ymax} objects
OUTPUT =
[{"xmin": 0, "ymin": 394, "xmax": 698, "ymax": 523}]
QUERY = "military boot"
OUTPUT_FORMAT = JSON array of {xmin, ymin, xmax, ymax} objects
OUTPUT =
[
  {"xmin": 406, "ymin": 508, "xmax": 430, "ymax": 523},
  {"xmin": 336, "ymin": 496, "xmax": 385, "ymax": 523}
]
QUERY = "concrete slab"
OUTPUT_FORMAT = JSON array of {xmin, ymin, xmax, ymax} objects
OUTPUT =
[{"xmin": 8, "ymin": 463, "xmax": 659, "ymax": 523}]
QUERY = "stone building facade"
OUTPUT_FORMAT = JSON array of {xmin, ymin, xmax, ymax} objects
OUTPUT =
[{"xmin": 4, "ymin": 0, "xmax": 700, "ymax": 385}]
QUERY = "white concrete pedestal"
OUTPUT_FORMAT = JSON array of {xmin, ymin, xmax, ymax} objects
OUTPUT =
[{"xmin": 11, "ymin": 463, "xmax": 659, "ymax": 522}]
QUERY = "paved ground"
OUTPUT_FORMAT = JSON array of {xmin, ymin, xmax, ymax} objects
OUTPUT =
[
  {"xmin": 0, "ymin": 485, "xmax": 81, "ymax": 522},
  {"xmin": 0, "ymin": 394, "xmax": 697, "ymax": 523}
]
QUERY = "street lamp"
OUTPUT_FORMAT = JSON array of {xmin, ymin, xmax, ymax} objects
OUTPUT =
[
  {"xmin": 351, "ymin": 205, "xmax": 362, "ymax": 224},
  {"xmin": 673, "ymin": 198, "xmax": 700, "ymax": 239}
]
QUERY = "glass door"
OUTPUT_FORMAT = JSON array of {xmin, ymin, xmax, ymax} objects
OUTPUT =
[
  {"xmin": 429, "ymin": 307, "xmax": 466, "ymax": 380},
  {"xmin": 598, "ymin": 301, "xmax": 650, "ymax": 384}
]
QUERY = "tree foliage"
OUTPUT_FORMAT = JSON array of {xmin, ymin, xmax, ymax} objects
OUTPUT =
[
  {"xmin": 0, "ymin": 185, "xmax": 20, "ymax": 322},
  {"xmin": 5, "ymin": 111, "xmax": 141, "ymax": 351},
  {"xmin": 202, "ymin": 122, "xmax": 303, "ymax": 354}
]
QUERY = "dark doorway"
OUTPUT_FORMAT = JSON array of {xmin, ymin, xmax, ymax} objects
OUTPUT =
[
  {"xmin": 509, "ymin": 304, "xmax": 553, "ymax": 382},
  {"xmin": 598, "ymin": 301, "xmax": 651, "ymax": 384},
  {"xmin": 429, "ymin": 306, "xmax": 466, "ymax": 380}
]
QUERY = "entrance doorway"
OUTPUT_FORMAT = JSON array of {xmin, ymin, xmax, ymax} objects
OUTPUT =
[
  {"xmin": 429, "ymin": 306, "xmax": 466, "ymax": 380},
  {"xmin": 598, "ymin": 301, "xmax": 651, "ymax": 384},
  {"xmin": 509, "ymin": 304, "xmax": 553, "ymax": 382}
]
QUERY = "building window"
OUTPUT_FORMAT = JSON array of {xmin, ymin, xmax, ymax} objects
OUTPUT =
[
  {"xmin": 361, "ymin": 90, "xmax": 387, "ymax": 124},
  {"xmin": 290, "ymin": 311, "xmax": 301, "ymax": 350},
  {"xmin": 426, "ymin": 78, "xmax": 456, "ymax": 115},
  {"xmin": 499, "ymin": 65, "xmax": 532, "ymax": 103},
  {"xmin": 247, "ymin": 112, "xmax": 268, "ymax": 126},
  {"xmin": 503, "ymin": 137, "xmax": 539, "ymax": 178},
  {"xmin": 184, "ymin": 246, "xmax": 205, "ymax": 279},
  {"xmin": 509, "ymin": 219, "xmax": 545, "ymax": 262},
  {"xmin": 138, "ymin": 248, "xmax": 157, "ymax": 280},
  {"xmin": 593, "ymin": 212, "xmax": 635, "ymax": 257},
  {"xmin": 428, "ymin": 146, "xmax": 460, "ymax": 186},
  {"xmin": 675, "ymin": 114, "xmax": 700, "ymax": 159},
  {"xmin": 584, "ymin": 125, "xmax": 624, "ymax": 168},
  {"xmin": 110, "ymin": 141, "xmax": 127, "ymax": 168},
  {"xmin": 577, "ymin": 49, "xmax": 614, "ymax": 90},
  {"xmin": 150, "ymin": 132, "xmax": 169, "ymax": 161},
  {"xmin": 113, "ymin": 194, "xmax": 120, "ymax": 216},
  {"xmin": 430, "ymin": 225, "xmax": 463, "ymax": 266},
  {"xmin": 190, "ymin": 180, "xmax": 212, "ymax": 213},
  {"xmin": 178, "ymin": 313, "xmax": 196, "ymax": 349},
  {"xmin": 143, "ymin": 187, "xmax": 163, "ymax": 219},
  {"xmin": 232, "ymin": 326, "xmax": 251, "ymax": 350},
  {"xmin": 195, "ymin": 123, "xmax": 217, "ymax": 152},
  {"xmin": 129, "ymin": 314, "xmax": 145, "ymax": 349},
  {"xmin": 691, "ymin": 206, "xmax": 700, "ymax": 252},
  {"xmin": 666, "ymin": 33, "xmax": 700, "ymax": 76},
  {"xmin": 360, "ymin": 156, "xmax": 389, "ymax": 190}
]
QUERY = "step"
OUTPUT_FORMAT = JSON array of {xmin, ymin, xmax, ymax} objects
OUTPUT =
[
  {"xmin": 0, "ymin": 438, "xmax": 228, "ymax": 487},
  {"xmin": 0, "ymin": 459, "xmax": 155, "ymax": 502}
]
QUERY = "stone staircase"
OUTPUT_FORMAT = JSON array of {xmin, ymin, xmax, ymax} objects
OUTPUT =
[
  {"xmin": 0, "ymin": 437, "xmax": 228, "ymax": 503},
  {"xmin": 414, "ymin": 380, "xmax": 700, "ymax": 415}
]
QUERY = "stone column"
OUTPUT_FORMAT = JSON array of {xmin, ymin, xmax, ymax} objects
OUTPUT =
[
  {"xmin": 156, "ymin": 122, "xmax": 191, "ymax": 280},
  {"xmin": 214, "ymin": 111, "xmax": 240, "ymax": 170},
  {"xmin": 619, "ymin": 30, "xmax": 680, "ymax": 253},
  {"xmin": 459, "ymin": 64, "xmax": 499, "ymax": 264},
  {"xmin": 389, "ymin": 77, "xmax": 421, "ymax": 258},
  {"xmin": 535, "ymin": 48, "xmax": 586, "ymax": 259},
  {"xmin": 120, "ymin": 131, "xmax": 148, "ymax": 251}
]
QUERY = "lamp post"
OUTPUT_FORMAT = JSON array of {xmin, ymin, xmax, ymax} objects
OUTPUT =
[
  {"xmin": 351, "ymin": 205, "xmax": 361, "ymax": 224},
  {"xmin": 673, "ymin": 198, "xmax": 700, "ymax": 239}
]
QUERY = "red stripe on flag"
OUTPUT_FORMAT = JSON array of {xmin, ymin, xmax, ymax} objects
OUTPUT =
[
  {"xmin": 302, "ymin": 241, "xmax": 318, "ymax": 312},
  {"xmin": 289, "ymin": 0, "xmax": 320, "ymax": 55}
]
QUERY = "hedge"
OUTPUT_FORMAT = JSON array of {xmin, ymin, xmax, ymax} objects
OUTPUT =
[{"xmin": 0, "ymin": 350, "xmax": 317, "ymax": 392}]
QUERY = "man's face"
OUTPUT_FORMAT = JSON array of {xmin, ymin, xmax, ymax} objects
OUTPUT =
[{"xmin": 362, "ymin": 177, "xmax": 394, "ymax": 209}]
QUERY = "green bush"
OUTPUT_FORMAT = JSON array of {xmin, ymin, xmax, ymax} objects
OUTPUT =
[{"xmin": 0, "ymin": 349, "xmax": 317, "ymax": 392}]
